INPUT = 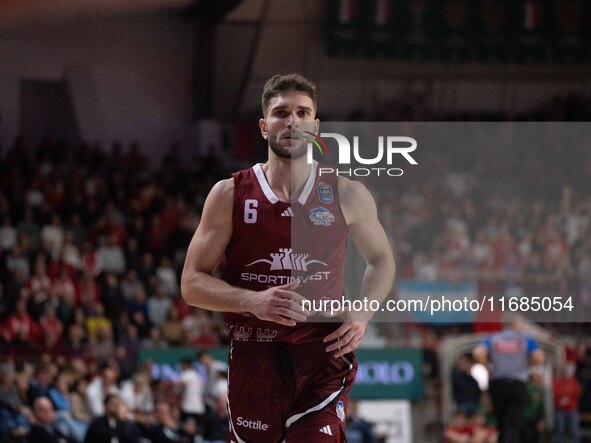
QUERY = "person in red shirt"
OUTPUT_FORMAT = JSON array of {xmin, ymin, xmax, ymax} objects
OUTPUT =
[
  {"xmin": 444, "ymin": 411, "xmax": 472, "ymax": 443},
  {"xmin": 4, "ymin": 297, "xmax": 39, "ymax": 344},
  {"xmin": 553, "ymin": 362, "xmax": 581, "ymax": 443}
]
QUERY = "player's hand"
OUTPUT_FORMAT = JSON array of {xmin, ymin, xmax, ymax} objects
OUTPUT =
[
  {"xmin": 248, "ymin": 278, "xmax": 310, "ymax": 326},
  {"xmin": 323, "ymin": 321, "xmax": 367, "ymax": 358}
]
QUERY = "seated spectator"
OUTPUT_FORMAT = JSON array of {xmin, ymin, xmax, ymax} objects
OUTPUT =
[
  {"xmin": 29, "ymin": 396, "xmax": 76, "ymax": 443},
  {"xmin": 120, "ymin": 372, "xmax": 154, "ymax": 417},
  {"xmin": 147, "ymin": 401, "xmax": 194, "ymax": 443},
  {"xmin": 38, "ymin": 305, "xmax": 64, "ymax": 349},
  {"xmin": 98, "ymin": 234, "xmax": 126, "ymax": 275},
  {"xmin": 86, "ymin": 361, "xmax": 120, "ymax": 418},
  {"xmin": 0, "ymin": 364, "xmax": 31, "ymax": 440},
  {"xmin": 161, "ymin": 306, "xmax": 185, "ymax": 346},
  {"xmin": 156, "ymin": 256, "xmax": 179, "ymax": 297},
  {"xmin": 77, "ymin": 270, "xmax": 100, "ymax": 313},
  {"xmin": 85, "ymin": 302, "xmax": 112, "ymax": 343},
  {"xmin": 69, "ymin": 379, "xmax": 92, "ymax": 425},
  {"xmin": 345, "ymin": 399, "xmax": 377, "ymax": 443},
  {"xmin": 49, "ymin": 371, "xmax": 88, "ymax": 442},
  {"xmin": 148, "ymin": 283, "xmax": 172, "ymax": 328},
  {"xmin": 3, "ymin": 296, "xmax": 39, "ymax": 345},
  {"xmin": 444, "ymin": 411, "xmax": 472, "ymax": 443},
  {"xmin": 28, "ymin": 363, "xmax": 53, "ymax": 404},
  {"xmin": 84, "ymin": 394, "xmax": 137, "ymax": 443},
  {"xmin": 468, "ymin": 413, "xmax": 498, "ymax": 443},
  {"xmin": 202, "ymin": 395, "xmax": 229, "ymax": 443}
]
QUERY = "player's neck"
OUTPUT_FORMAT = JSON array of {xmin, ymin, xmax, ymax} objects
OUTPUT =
[{"xmin": 262, "ymin": 156, "xmax": 311, "ymax": 202}]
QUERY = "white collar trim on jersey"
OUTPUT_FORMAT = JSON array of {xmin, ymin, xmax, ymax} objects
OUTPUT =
[
  {"xmin": 252, "ymin": 161, "xmax": 318, "ymax": 205},
  {"xmin": 297, "ymin": 160, "xmax": 317, "ymax": 205}
]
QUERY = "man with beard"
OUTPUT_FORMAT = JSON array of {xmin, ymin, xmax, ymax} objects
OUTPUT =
[{"xmin": 182, "ymin": 74, "xmax": 395, "ymax": 442}]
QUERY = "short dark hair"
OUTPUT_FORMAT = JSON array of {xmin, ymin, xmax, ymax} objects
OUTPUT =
[
  {"xmin": 104, "ymin": 393, "xmax": 120, "ymax": 406},
  {"xmin": 261, "ymin": 73, "xmax": 317, "ymax": 117}
]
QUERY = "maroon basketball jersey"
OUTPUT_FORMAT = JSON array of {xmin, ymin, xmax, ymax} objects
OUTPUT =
[{"xmin": 224, "ymin": 161, "xmax": 347, "ymax": 344}]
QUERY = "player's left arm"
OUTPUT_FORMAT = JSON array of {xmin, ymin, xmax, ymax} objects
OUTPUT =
[{"xmin": 324, "ymin": 178, "xmax": 396, "ymax": 357}]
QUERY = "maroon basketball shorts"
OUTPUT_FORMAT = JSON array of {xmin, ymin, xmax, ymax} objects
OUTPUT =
[{"xmin": 227, "ymin": 340, "xmax": 358, "ymax": 443}]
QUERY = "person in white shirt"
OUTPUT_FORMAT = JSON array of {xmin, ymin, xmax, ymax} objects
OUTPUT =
[
  {"xmin": 86, "ymin": 362, "xmax": 120, "ymax": 418},
  {"xmin": 178, "ymin": 358, "xmax": 205, "ymax": 426}
]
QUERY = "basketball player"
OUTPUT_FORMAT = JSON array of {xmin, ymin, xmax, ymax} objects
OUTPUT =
[{"xmin": 181, "ymin": 74, "xmax": 395, "ymax": 442}]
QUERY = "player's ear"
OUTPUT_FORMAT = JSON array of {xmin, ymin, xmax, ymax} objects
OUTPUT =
[
  {"xmin": 314, "ymin": 118, "xmax": 320, "ymax": 134},
  {"xmin": 259, "ymin": 118, "xmax": 268, "ymax": 140}
]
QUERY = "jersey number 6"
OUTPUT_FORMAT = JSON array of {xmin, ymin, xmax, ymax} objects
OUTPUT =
[{"xmin": 244, "ymin": 199, "xmax": 258, "ymax": 224}]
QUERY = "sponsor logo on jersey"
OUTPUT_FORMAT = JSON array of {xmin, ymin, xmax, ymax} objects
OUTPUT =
[
  {"xmin": 336, "ymin": 400, "xmax": 346, "ymax": 422},
  {"xmin": 309, "ymin": 207, "xmax": 336, "ymax": 226},
  {"xmin": 317, "ymin": 182, "xmax": 334, "ymax": 204},
  {"xmin": 236, "ymin": 417, "xmax": 269, "ymax": 431},
  {"xmin": 242, "ymin": 248, "xmax": 331, "ymax": 285},
  {"xmin": 246, "ymin": 248, "xmax": 327, "ymax": 272}
]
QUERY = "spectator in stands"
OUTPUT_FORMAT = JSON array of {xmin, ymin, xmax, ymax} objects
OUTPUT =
[
  {"xmin": 39, "ymin": 304, "xmax": 64, "ymax": 349},
  {"xmin": 523, "ymin": 369, "xmax": 545, "ymax": 443},
  {"xmin": 0, "ymin": 363, "xmax": 31, "ymax": 440},
  {"xmin": 69, "ymin": 378, "xmax": 92, "ymax": 426},
  {"xmin": 41, "ymin": 214, "xmax": 64, "ymax": 257},
  {"xmin": 345, "ymin": 399, "xmax": 377, "ymax": 443},
  {"xmin": 201, "ymin": 394, "xmax": 229, "ymax": 443},
  {"xmin": 156, "ymin": 256, "xmax": 179, "ymax": 297},
  {"xmin": 452, "ymin": 355, "xmax": 481, "ymax": 417},
  {"xmin": 27, "ymin": 363, "xmax": 53, "ymax": 403},
  {"xmin": 86, "ymin": 361, "xmax": 120, "ymax": 418},
  {"xmin": 161, "ymin": 306, "xmax": 186, "ymax": 346},
  {"xmin": 469, "ymin": 413, "xmax": 498, "ymax": 443},
  {"xmin": 120, "ymin": 372, "xmax": 154, "ymax": 417},
  {"xmin": 198, "ymin": 351, "xmax": 228, "ymax": 410},
  {"xmin": 142, "ymin": 327, "xmax": 169, "ymax": 349},
  {"xmin": 100, "ymin": 272, "xmax": 125, "ymax": 322},
  {"xmin": 77, "ymin": 270, "xmax": 100, "ymax": 313},
  {"xmin": 553, "ymin": 362, "xmax": 581, "ymax": 443},
  {"xmin": 148, "ymin": 400, "xmax": 194, "ymax": 443},
  {"xmin": 29, "ymin": 396, "xmax": 76, "ymax": 443},
  {"xmin": 84, "ymin": 394, "xmax": 137, "ymax": 443},
  {"xmin": 98, "ymin": 234, "xmax": 126, "ymax": 274},
  {"xmin": 177, "ymin": 357, "xmax": 205, "ymax": 426},
  {"xmin": 85, "ymin": 302, "xmax": 112, "ymax": 343},
  {"xmin": 148, "ymin": 283, "xmax": 173, "ymax": 328},
  {"xmin": 3, "ymin": 296, "xmax": 38, "ymax": 344},
  {"xmin": 120, "ymin": 269, "xmax": 144, "ymax": 300},
  {"xmin": 49, "ymin": 371, "xmax": 88, "ymax": 442}
]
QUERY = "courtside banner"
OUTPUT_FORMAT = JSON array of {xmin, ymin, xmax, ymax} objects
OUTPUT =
[
  {"xmin": 289, "ymin": 122, "xmax": 589, "ymax": 325},
  {"xmin": 350, "ymin": 348, "xmax": 423, "ymax": 400},
  {"xmin": 139, "ymin": 347, "xmax": 423, "ymax": 400}
]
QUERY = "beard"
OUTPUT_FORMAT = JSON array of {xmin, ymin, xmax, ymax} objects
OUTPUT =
[{"xmin": 269, "ymin": 136, "xmax": 308, "ymax": 159}]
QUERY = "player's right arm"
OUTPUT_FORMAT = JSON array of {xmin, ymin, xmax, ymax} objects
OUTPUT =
[{"xmin": 180, "ymin": 178, "xmax": 309, "ymax": 326}]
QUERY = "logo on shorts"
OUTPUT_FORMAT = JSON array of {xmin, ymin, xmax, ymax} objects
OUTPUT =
[
  {"xmin": 245, "ymin": 248, "xmax": 327, "ymax": 271},
  {"xmin": 309, "ymin": 208, "xmax": 336, "ymax": 227},
  {"xmin": 336, "ymin": 401, "xmax": 345, "ymax": 422},
  {"xmin": 317, "ymin": 182, "xmax": 334, "ymax": 204}
]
